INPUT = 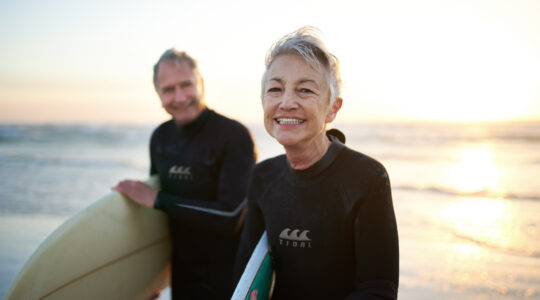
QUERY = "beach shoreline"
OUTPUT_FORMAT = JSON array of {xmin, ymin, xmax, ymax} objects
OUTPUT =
[{"xmin": 1, "ymin": 122, "xmax": 539, "ymax": 299}]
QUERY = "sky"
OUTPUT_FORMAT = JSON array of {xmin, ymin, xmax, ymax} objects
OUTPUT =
[{"xmin": 0, "ymin": 0, "xmax": 539, "ymax": 124}]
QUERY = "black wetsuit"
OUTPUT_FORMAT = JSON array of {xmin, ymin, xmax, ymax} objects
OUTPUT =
[
  {"xmin": 235, "ymin": 133, "xmax": 399, "ymax": 300},
  {"xmin": 151, "ymin": 108, "xmax": 256, "ymax": 299}
]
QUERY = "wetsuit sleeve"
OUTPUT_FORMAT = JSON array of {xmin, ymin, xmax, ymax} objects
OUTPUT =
[
  {"xmin": 233, "ymin": 172, "xmax": 266, "ymax": 284},
  {"xmin": 345, "ymin": 169, "xmax": 399, "ymax": 300},
  {"xmin": 149, "ymin": 131, "xmax": 157, "ymax": 176},
  {"xmin": 153, "ymin": 126, "xmax": 256, "ymax": 233}
]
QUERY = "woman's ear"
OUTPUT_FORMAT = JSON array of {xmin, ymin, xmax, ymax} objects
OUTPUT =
[{"xmin": 326, "ymin": 97, "xmax": 343, "ymax": 123}]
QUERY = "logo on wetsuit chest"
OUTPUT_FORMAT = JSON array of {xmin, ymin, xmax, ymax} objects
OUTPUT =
[
  {"xmin": 168, "ymin": 165, "xmax": 193, "ymax": 180},
  {"xmin": 279, "ymin": 228, "xmax": 312, "ymax": 248}
]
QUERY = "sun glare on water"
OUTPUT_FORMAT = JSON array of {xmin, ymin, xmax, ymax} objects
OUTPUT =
[
  {"xmin": 436, "ymin": 197, "xmax": 529, "ymax": 294},
  {"xmin": 450, "ymin": 147, "xmax": 499, "ymax": 194},
  {"xmin": 444, "ymin": 147, "xmax": 512, "ymax": 250},
  {"xmin": 442, "ymin": 198, "xmax": 510, "ymax": 247},
  {"xmin": 441, "ymin": 145, "xmax": 535, "ymax": 256}
]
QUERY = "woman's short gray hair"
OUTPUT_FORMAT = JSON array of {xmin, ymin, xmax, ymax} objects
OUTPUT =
[{"xmin": 262, "ymin": 26, "xmax": 342, "ymax": 104}]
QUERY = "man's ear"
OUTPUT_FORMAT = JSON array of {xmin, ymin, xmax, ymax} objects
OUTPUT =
[
  {"xmin": 198, "ymin": 75, "xmax": 205, "ymax": 100},
  {"xmin": 326, "ymin": 97, "xmax": 343, "ymax": 123}
]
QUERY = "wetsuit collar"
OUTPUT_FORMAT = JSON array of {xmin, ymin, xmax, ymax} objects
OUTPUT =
[{"xmin": 287, "ymin": 134, "xmax": 345, "ymax": 181}]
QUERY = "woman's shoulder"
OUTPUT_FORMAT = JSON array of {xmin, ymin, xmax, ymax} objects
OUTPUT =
[
  {"xmin": 253, "ymin": 154, "xmax": 287, "ymax": 177},
  {"xmin": 256, "ymin": 154, "xmax": 287, "ymax": 169},
  {"xmin": 339, "ymin": 146, "xmax": 389, "ymax": 179},
  {"xmin": 247, "ymin": 155, "xmax": 287, "ymax": 195}
]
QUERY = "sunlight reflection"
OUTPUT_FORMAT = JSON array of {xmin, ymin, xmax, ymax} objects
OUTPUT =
[
  {"xmin": 454, "ymin": 243, "xmax": 481, "ymax": 256},
  {"xmin": 450, "ymin": 146, "xmax": 499, "ymax": 193},
  {"xmin": 442, "ymin": 198, "xmax": 512, "ymax": 251}
]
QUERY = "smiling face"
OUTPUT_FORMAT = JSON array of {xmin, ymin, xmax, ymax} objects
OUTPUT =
[
  {"xmin": 155, "ymin": 60, "xmax": 205, "ymax": 126},
  {"xmin": 262, "ymin": 53, "xmax": 341, "ymax": 150}
]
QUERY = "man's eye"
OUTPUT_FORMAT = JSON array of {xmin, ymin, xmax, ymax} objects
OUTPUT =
[
  {"xmin": 162, "ymin": 87, "xmax": 174, "ymax": 93},
  {"xmin": 181, "ymin": 82, "xmax": 193, "ymax": 88}
]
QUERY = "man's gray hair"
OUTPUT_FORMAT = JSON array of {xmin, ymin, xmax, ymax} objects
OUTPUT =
[
  {"xmin": 153, "ymin": 48, "xmax": 200, "ymax": 90},
  {"xmin": 262, "ymin": 26, "xmax": 342, "ymax": 104}
]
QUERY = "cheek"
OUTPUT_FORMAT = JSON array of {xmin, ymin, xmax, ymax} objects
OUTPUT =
[
  {"xmin": 193, "ymin": 87, "xmax": 203, "ymax": 98},
  {"xmin": 160, "ymin": 95, "xmax": 171, "ymax": 107},
  {"xmin": 318, "ymin": 102, "xmax": 332, "ymax": 119},
  {"xmin": 262, "ymin": 99, "xmax": 273, "ymax": 116},
  {"xmin": 262, "ymin": 102, "xmax": 275, "ymax": 127}
]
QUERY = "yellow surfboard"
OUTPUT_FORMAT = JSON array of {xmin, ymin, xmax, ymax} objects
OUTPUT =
[{"xmin": 4, "ymin": 176, "xmax": 170, "ymax": 300}]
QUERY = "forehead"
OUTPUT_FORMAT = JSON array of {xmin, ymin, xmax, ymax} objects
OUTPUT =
[
  {"xmin": 156, "ymin": 60, "xmax": 196, "ymax": 84},
  {"xmin": 266, "ymin": 54, "xmax": 325, "ymax": 84}
]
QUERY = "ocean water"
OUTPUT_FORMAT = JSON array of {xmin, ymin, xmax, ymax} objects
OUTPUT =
[{"xmin": 1, "ymin": 121, "xmax": 539, "ymax": 299}]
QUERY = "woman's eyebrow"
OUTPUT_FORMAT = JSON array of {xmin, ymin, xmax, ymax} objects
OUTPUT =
[
  {"xmin": 298, "ymin": 78, "xmax": 318, "ymax": 86},
  {"xmin": 268, "ymin": 77, "xmax": 318, "ymax": 85}
]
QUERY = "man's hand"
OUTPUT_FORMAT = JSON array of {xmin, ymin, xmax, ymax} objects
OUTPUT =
[
  {"xmin": 249, "ymin": 289, "xmax": 258, "ymax": 300},
  {"xmin": 112, "ymin": 180, "xmax": 158, "ymax": 208}
]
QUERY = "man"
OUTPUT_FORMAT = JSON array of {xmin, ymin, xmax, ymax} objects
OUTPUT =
[{"xmin": 114, "ymin": 49, "xmax": 256, "ymax": 299}]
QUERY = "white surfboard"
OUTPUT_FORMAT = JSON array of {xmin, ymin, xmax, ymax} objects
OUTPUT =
[
  {"xmin": 4, "ymin": 176, "xmax": 171, "ymax": 300},
  {"xmin": 232, "ymin": 231, "xmax": 274, "ymax": 300}
]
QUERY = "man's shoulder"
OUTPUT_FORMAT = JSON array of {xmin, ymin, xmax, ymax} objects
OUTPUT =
[
  {"xmin": 206, "ymin": 110, "xmax": 254, "ymax": 145},
  {"xmin": 208, "ymin": 110, "xmax": 250, "ymax": 132},
  {"xmin": 156, "ymin": 119, "xmax": 175, "ymax": 129},
  {"xmin": 151, "ymin": 119, "xmax": 175, "ymax": 137}
]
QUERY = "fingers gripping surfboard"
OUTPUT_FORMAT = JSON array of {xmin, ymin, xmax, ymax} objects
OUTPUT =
[
  {"xmin": 232, "ymin": 231, "xmax": 275, "ymax": 300},
  {"xmin": 4, "ymin": 176, "xmax": 171, "ymax": 300}
]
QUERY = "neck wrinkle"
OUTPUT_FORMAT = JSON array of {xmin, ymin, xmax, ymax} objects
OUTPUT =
[{"xmin": 285, "ymin": 132, "xmax": 330, "ymax": 170}]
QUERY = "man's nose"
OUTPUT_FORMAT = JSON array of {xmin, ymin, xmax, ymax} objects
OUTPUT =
[{"xmin": 174, "ymin": 88, "xmax": 188, "ymax": 103}]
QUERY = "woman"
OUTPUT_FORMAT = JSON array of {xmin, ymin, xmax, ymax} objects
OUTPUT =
[{"xmin": 235, "ymin": 27, "xmax": 399, "ymax": 300}]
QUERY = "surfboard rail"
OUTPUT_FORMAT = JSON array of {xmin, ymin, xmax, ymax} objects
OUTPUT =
[
  {"xmin": 4, "ymin": 176, "xmax": 171, "ymax": 300},
  {"xmin": 232, "ymin": 231, "xmax": 274, "ymax": 300}
]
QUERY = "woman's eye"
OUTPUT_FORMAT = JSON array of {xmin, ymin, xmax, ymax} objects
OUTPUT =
[
  {"xmin": 299, "ymin": 88, "xmax": 314, "ymax": 94},
  {"xmin": 267, "ymin": 87, "xmax": 281, "ymax": 93}
]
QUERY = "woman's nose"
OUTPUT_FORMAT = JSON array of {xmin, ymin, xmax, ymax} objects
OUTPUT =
[{"xmin": 278, "ymin": 90, "xmax": 298, "ymax": 110}]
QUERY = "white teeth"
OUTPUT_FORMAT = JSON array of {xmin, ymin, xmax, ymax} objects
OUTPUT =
[{"xmin": 277, "ymin": 118, "xmax": 304, "ymax": 125}]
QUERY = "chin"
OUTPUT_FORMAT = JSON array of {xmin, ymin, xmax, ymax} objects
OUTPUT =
[
  {"xmin": 273, "ymin": 134, "xmax": 301, "ymax": 147},
  {"xmin": 172, "ymin": 110, "xmax": 197, "ymax": 125},
  {"xmin": 173, "ymin": 115, "xmax": 193, "ymax": 125}
]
